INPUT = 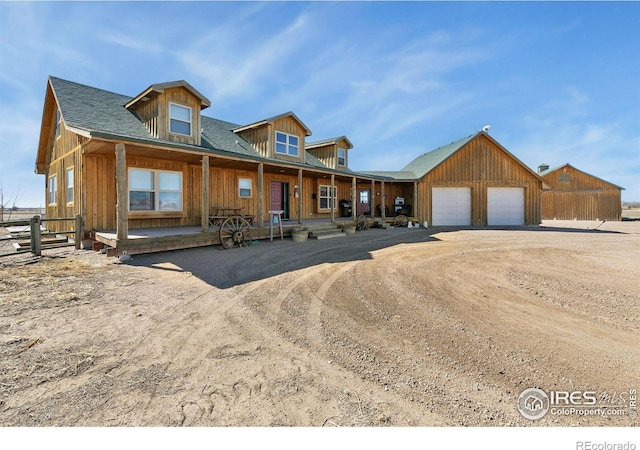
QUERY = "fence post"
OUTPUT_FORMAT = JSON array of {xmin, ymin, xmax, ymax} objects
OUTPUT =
[
  {"xmin": 75, "ymin": 214, "xmax": 83, "ymax": 250},
  {"xmin": 30, "ymin": 215, "xmax": 41, "ymax": 256}
]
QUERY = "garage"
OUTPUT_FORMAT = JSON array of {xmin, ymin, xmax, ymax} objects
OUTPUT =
[
  {"xmin": 432, "ymin": 187, "xmax": 471, "ymax": 226},
  {"xmin": 487, "ymin": 187, "xmax": 524, "ymax": 225}
]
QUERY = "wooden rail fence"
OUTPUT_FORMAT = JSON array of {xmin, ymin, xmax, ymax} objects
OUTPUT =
[{"xmin": 0, "ymin": 215, "xmax": 83, "ymax": 257}]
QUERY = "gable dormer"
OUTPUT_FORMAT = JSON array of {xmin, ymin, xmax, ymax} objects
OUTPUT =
[
  {"xmin": 305, "ymin": 136, "xmax": 353, "ymax": 170},
  {"xmin": 126, "ymin": 81, "xmax": 211, "ymax": 146},
  {"xmin": 233, "ymin": 112, "xmax": 311, "ymax": 164}
]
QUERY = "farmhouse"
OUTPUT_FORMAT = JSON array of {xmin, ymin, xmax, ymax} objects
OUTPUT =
[
  {"xmin": 34, "ymin": 76, "xmax": 547, "ymax": 254},
  {"xmin": 364, "ymin": 133, "xmax": 549, "ymax": 226},
  {"xmin": 538, "ymin": 163, "xmax": 624, "ymax": 221}
]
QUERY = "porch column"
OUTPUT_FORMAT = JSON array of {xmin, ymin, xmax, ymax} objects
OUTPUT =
[
  {"xmin": 297, "ymin": 169, "xmax": 303, "ymax": 225},
  {"xmin": 381, "ymin": 181, "xmax": 386, "ymax": 220},
  {"xmin": 371, "ymin": 180, "xmax": 376, "ymax": 217},
  {"xmin": 351, "ymin": 176, "xmax": 357, "ymax": 219},
  {"xmin": 115, "ymin": 143, "xmax": 128, "ymax": 241},
  {"xmin": 257, "ymin": 163, "xmax": 264, "ymax": 227},
  {"xmin": 330, "ymin": 174, "xmax": 335, "ymax": 223},
  {"xmin": 413, "ymin": 181, "xmax": 419, "ymax": 222},
  {"xmin": 201, "ymin": 155, "xmax": 210, "ymax": 232}
]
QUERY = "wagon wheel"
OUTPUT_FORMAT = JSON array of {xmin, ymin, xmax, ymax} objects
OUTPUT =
[
  {"xmin": 219, "ymin": 215, "xmax": 252, "ymax": 249},
  {"xmin": 394, "ymin": 214, "xmax": 408, "ymax": 227},
  {"xmin": 356, "ymin": 214, "xmax": 369, "ymax": 231}
]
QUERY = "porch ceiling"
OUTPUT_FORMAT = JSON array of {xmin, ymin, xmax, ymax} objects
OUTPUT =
[{"xmin": 84, "ymin": 139, "xmax": 384, "ymax": 182}]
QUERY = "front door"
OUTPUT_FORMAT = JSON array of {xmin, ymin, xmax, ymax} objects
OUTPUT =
[
  {"xmin": 357, "ymin": 189, "xmax": 371, "ymax": 216},
  {"xmin": 270, "ymin": 182, "xmax": 290, "ymax": 219}
]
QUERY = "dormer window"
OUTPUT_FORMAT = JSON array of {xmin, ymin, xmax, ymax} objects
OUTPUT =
[
  {"xmin": 169, "ymin": 103, "xmax": 192, "ymax": 136},
  {"xmin": 337, "ymin": 148, "xmax": 346, "ymax": 167},
  {"xmin": 275, "ymin": 131, "xmax": 299, "ymax": 156}
]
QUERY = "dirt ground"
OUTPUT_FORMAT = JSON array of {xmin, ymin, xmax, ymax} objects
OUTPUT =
[{"xmin": 0, "ymin": 220, "xmax": 638, "ymax": 427}]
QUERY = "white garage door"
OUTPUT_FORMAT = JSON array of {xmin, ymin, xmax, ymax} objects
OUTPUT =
[
  {"xmin": 487, "ymin": 187, "xmax": 525, "ymax": 225},
  {"xmin": 432, "ymin": 187, "xmax": 471, "ymax": 226}
]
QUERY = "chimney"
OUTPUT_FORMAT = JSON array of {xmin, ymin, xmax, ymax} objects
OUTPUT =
[{"xmin": 538, "ymin": 163, "xmax": 550, "ymax": 174}]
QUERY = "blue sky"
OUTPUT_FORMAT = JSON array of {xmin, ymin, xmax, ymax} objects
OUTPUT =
[{"xmin": 1, "ymin": 1, "xmax": 638, "ymax": 207}]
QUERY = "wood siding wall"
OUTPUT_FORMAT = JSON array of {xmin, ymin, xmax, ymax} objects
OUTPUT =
[
  {"xmin": 82, "ymin": 150, "xmax": 366, "ymax": 231},
  {"xmin": 417, "ymin": 135, "xmax": 542, "ymax": 226},
  {"xmin": 541, "ymin": 191, "xmax": 622, "ymax": 221},
  {"xmin": 44, "ymin": 115, "xmax": 87, "ymax": 232},
  {"xmin": 127, "ymin": 87, "xmax": 202, "ymax": 146},
  {"xmin": 306, "ymin": 138, "xmax": 350, "ymax": 169},
  {"xmin": 235, "ymin": 125, "xmax": 270, "ymax": 158},
  {"xmin": 130, "ymin": 94, "xmax": 160, "ymax": 138},
  {"xmin": 164, "ymin": 87, "xmax": 202, "ymax": 146},
  {"xmin": 236, "ymin": 116, "xmax": 307, "ymax": 164},
  {"xmin": 541, "ymin": 166, "xmax": 622, "ymax": 220}
]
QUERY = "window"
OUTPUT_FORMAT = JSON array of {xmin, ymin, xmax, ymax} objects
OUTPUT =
[
  {"xmin": 359, "ymin": 190, "xmax": 369, "ymax": 204},
  {"xmin": 337, "ymin": 148, "xmax": 346, "ymax": 167},
  {"xmin": 275, "ymin": 131, "xmax": 299, "ymax": 156},
  {"xmin": 319, "ymin": 185, "xmax": 337, "ymax": 210},
  {"xmin": 559, "ymin": 173, "xmax": 570, "ymax": 182},
  {"xmin": 55, "ymin": 109, "xmax": 61, "ymax": 139},
  {"xmin": 48, "ymin": 175, "xmax": 57, "ymax": 205},
  {"xmin": 129, "ymin": 168, "xmax": 182, "ymax": 211},
  {"xmin": 169, "ymin": 103, "xmax": 192, "ymax": 136},
  {"xmin": 66, "ymin": 167, "xmax": 74, "ymax": 204},
  {"xmin": 238, "ymin": 178, "xmax": 252, "ymax": 198}
]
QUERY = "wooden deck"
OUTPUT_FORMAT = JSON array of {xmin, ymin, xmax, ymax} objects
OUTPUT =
[{"xmin": 92, "ymin": 216, "xmax": 415, "ymax": 255}]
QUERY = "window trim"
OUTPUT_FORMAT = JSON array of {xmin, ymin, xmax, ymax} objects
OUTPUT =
[
  {"xmin": 274, "ymin": 131, "xmax": 299, "ymax": 157},
  {"xmin": 337, "ymin": 148, "xmax": 346, "ymax": 167},
  {"xmin": 238, "ymin": 178, "xmax": 252, "ymax": 198},
  {"xmin": 66, "ymin": 167, "xmax": 74, "ymax": 205},
  {"xmin": 128, "ymin": 168, "xmax": 183, "ymax": 212},
  {"xmin": 168, "ymin": 102, "xmax": 192, "ymax": 137},
  {"xmin": 55, "ymin": 109, "xmax": 61, "ymax": 139},
  {"xmin": 318, "ymin": 184, "xmax": 337, "ymax": 211},
  {"xmin": 48, "ymin": 174, "xmax": 57, "ymax": 205}
]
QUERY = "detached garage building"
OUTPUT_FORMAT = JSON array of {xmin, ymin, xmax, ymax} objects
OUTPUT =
[
  {"xmin": 539, "ymin": 163, "xmax": 624, "ymax": 221},
  {"xmin": 369, "ymin": 131, "xmax": 548, "ymax": 226}
]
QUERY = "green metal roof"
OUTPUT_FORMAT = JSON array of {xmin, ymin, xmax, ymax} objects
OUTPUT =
[
  {"xmin": 401, "ymin": 133, "xmax": 476, "ymax": 178},
  {"xmin": 358, "ymin": 170, "xmax": 417, "ymax": 180}
]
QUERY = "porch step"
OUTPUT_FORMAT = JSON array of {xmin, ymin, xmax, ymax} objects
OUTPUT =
[{"xmin": 306, "ymin": 223, "xmax": 346, "ymax": 240}]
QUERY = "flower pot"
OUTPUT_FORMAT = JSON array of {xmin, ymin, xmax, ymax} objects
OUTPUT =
[
  {"xmin": 342, "ymin": 224, "xmax": 356, "ymax": 235},
  {"xmin": 292, "ymin": 229, "xmax": 309, "ymax": 242}
]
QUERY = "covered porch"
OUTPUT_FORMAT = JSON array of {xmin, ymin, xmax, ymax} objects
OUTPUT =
[
  {"xmin": 83, "ymin": 141, "xmax": 420, "ymax": 255},
  {"xmin": 92, "ymin": 214, "xmax": 418, "ymax": 256}
]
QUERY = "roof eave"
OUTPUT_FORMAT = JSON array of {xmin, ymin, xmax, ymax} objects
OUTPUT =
[
  {"xmin": 233, "ymin": 111, "xmax": 312, "ymax": 137},
  {"xmin": 125, "ymin": 80, "xmax": 211, "ymax": 110}
]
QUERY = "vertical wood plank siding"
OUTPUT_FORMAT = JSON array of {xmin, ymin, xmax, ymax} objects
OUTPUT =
[
  {"xmin": 541, "ymin": 166, "xmax": 622, "ymax": 220},
  {"xmin": 44, "ymin": 114, "xmax": 87, "ymax": 232},
  {"xmin": 417, "ymin": 134, "xmax": 543, "ymax": 226}
]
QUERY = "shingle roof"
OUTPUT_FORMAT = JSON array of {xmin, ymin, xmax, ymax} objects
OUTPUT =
[
  {"xmin": 50, "ymin": 76, "xmax": 153, "ymax": 141},
  {"xmin": 200, "ymin": 116, "xmax": 261, "ymax": 158},
  {"xmin": 48, "ymin": 76, "xmax": 339, "ymax": 171},
  {"xmin": 401, "ymin": 134, "xmax": 476, "ymax": 178}
]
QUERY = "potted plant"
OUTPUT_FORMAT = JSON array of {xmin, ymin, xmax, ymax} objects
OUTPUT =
[
  {"xmin": 342, "ymin": 223, "xmax": 356, "ymax": 235},
  {"xmin": 291, "ymin": 227, "xmax": 309, "ymax": 242}
]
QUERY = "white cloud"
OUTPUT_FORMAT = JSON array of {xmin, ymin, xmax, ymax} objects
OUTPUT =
[
  {"xmin": 176, "ymin": 9, "xmax": 314, "ymax": 105},
  {"xmin": 97, "ymin": 32, "xmax": 164, "ymax": 54}
]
